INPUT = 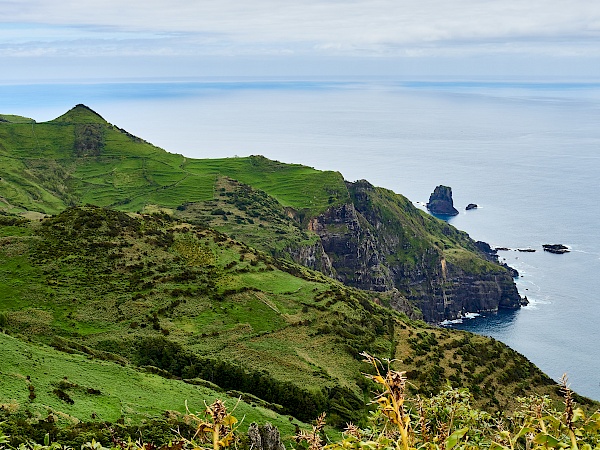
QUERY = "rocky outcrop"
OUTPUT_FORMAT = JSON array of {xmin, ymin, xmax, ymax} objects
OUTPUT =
[
  {"xmin": 299, "ymin": 180, "xmax": 523, "ymax": 322},
  {"xmin": 287, "ymin": 240, "xmax": 335, "ymax": 278},
  {"xmin": 466, "ymin": 203, "xmax": 478, "ymax": 210},
  {"xmin": 306, "ymin": 201, "xmax": 395, "ymax": 291},
  {"xmin": 400, "ymin": 261, "xmax": 525, "ymax": 321},
  {"xmin": 543, "ymin": 244, "xmax": 570, "ymax": 254},
  {"xmin": 248, "ymin": 423, "xmax": 285, "ymax": 450},
  {"xmin": 380, "ymin": 289, "xmax": 422, "ymax": 320},
  {"xmin": 427, "ymin": 185, "xmax": 459, "ymax": 216}
]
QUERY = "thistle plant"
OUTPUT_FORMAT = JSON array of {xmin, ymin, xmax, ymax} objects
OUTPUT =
[
  {"xmin": 360, "ymin": 351, "xmax": 413, "ymax": 450},
  {"xmin": 491, "ymin": 374, "xmax": 600, "ymax": 450},
  {"xmin": 183, "ymin": 399, "xmax": 241, "ymax": 450},
  {"xmin": 295, "ymin": 413, "xmax": 327, "ymax": 450}
]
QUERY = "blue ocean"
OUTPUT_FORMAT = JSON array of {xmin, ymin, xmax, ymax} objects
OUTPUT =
[{"xmin": 2, "ymin": 78, "xmax": 599, "ymax": 400}]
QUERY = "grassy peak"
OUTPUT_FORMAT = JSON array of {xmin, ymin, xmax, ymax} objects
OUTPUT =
[{"xmin": 49, "ymin": 104, "xmax": 108, "ymax": 124}]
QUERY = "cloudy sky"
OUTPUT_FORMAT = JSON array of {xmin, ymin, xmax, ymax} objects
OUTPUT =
[{"xmin": 1, "ymin": 0, "xmax": 599, "ymax": 81}]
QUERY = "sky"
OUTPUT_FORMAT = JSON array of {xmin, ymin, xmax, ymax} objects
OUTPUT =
[{"xmin": 1, "ymin": 0, "xmax": 600, "ymax": 81}]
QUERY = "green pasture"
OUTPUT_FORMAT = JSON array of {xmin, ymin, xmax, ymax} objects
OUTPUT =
[{"xmin": 0, "ymin": 333, "xmax": 302, "ymax": 438}]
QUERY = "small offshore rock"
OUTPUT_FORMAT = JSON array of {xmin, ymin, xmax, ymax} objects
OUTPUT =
[
  {"xmin": 543, "ymin": 244, "xmax": 569, "ymax": 254},
  {"xmin": 466, "ymin": 203, "xmax": 478, "ymax": 210},
  {"xmin": 517, "ymin": 248, "xmax": 536, "ymax": 252}
]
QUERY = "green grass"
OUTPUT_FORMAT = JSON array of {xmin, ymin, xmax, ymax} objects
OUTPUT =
[
  {"xmin": 235, "ymin": 270, "xmax": 319, "ymax": 296},
  {"xmin": 0, "ymin": 226, "xmax": 32, "ymax": 237},
  {"xmin": 1, "ymin": 107, "xmax": 347, "ymax": 216},
  {"xmin": 443, "ymin": 247, "xmax": 500, "ymax": 274},
  {"xmin": 0, "ymin": 250, "xmax": 46, "ymax": 310},
  {"xmin": 50, "ymin": 104, "xmax": 108, "ymax": 125},
  {"xmin": 0, "ymin": 333, "xmax": 303, "ymax": 439},
  {"xmin": 0, "ymin": 206, "xmax": 582, "ymax": 435},
  {"xmin": 0, "ymin": 106, "xmax": 579, "ymax": 435},
  {"xmin": 0, "ymin": 114, "xmax": 34, "ymax": 124},
  {"xmin": 182, "ymin": 156, "xmax": 348, "ymax": 214}
]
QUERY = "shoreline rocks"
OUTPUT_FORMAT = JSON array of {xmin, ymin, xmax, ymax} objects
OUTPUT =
[
  {"xmin": 475, "ymin": 241, "xmax": 519, "ymax": 278},
  {"xmin": 543, "ymin": 244, "xmax": 570, "ymax": 254}
]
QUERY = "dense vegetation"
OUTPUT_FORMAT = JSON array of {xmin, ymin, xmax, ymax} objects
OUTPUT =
[
  {"xmin": 0, "ymin": 207, "xmax": 581, "ymax": 435},
  {"xmin": 1, "ymin": 355, "xmax": 598, "ymax": 449},
  {"xmin": 1, "ymin": 106, "xmax": 597, "ymax": 445}
]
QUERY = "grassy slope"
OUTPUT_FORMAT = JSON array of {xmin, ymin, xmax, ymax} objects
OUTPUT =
[
  {"xmin": 0, "ymin": 105, "xmax": 347, "ymax": 216},
  {"xmin": 175, "ymin": 176, "xmax": 321, "ymax": 256},
  {"xmin": 0, "ymin": 207, "xmax": 573, "ymax": 427},
  {"xmin": 0, "ymin": 333, "xmax": 301, "ymax": 438}
]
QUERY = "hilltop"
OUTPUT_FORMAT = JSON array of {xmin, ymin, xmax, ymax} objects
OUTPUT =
[{"xmin": 0, "ymin": 105, "xmax": 521, "ymax": 322}]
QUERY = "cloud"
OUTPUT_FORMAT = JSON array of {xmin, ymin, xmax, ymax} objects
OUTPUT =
[
  {"xmin": 1, "ymin": 0, "xmax": 600, "ymax": 80},
  {"xmin": 1, "ymin": 0, "xmax": 599, "ymax": 58}
]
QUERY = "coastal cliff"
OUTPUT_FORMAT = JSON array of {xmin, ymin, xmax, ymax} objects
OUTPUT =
[
  {"xmin": 299, "ymin": 180, "xmax": 522, "ymax": 322},
  {"xmin": 179, "ymin": 176, "xmax": 522, "ymax": 323},
  {"xmin": 0, "ymin": 106, "xmax": 523, "ymax": 323}
]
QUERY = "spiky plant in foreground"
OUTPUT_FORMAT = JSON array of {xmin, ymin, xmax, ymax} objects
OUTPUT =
[
  {"xmin": 183, "ymin": 399, "xmax": 241, "ymax": 450},
  {"xmin": 295, "ymin": 413, "xmax": 327, "ymax": 450},
  {"xmin": 325, "ymin": 355, "xmax": 600, "ymax": 450}
]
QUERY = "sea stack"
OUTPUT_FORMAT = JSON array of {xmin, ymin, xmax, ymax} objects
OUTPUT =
[{"xmin": 427, "ymin": 185, "xmax": 459, "ymax": 216}]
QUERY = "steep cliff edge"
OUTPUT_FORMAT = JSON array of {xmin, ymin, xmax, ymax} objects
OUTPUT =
[{"xmin": 303, "ymin": 180, "xmax": 522, "ymax": 322}]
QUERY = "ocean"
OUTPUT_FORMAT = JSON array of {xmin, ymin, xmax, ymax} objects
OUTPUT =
[{"xmin": 2, "ymin": 78, "xmax": 599, "ymax": 400}]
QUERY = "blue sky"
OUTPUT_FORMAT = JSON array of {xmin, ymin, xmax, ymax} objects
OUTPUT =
[{"xmin": 1, "ymin": 0, "xmax": 599, "ymax": 81}]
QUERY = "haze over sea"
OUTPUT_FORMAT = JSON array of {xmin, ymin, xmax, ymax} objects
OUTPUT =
[{"xmin": 2, "ymin": 79, "xmax": 599, "ymax": 400}]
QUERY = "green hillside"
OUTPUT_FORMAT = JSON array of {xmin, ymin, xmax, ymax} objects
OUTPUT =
[
  {"xmin": 0, "ymin": 332, "xmax": 302, "ymax": 446},
  {"xmin": 0, "ymin": 208, "xmax": 570, "ymax": 424},
  {"xmin": 1, "ymin": 106, "xmax": 593, "ymax": 445},
  {"xmin": 0, "ymin": 105, "xmax": 347, "ymax": 216}
]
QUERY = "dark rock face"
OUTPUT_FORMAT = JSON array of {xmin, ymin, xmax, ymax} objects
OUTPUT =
[
  {"xmin": 248, "ymin": 423, "xmax": 285, "ymax": 450},
  {"xmin": 384, "ymin": 289, "xmax": 422, "ymax": 320},
  {"xmin": 475, "ymin": 240, "xmax": 496, "ymax": 256},
  {"xmin": 287, "ymin": 241, "xmax": 335, "ymax": 278},
  {"xmin": 297, "ymin": 180, "xmax": 523, "ymax": 323},
  {"xmin": 543, "ymin": 244, "xmax": 570, "ymax": 254},
  {"xmin": 307, "ymin": 201, "xmax": 394, "ymax": 292},
  {"xmin": 427, "ymin": 185, "xmax": 459, "ymax": 216}
]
